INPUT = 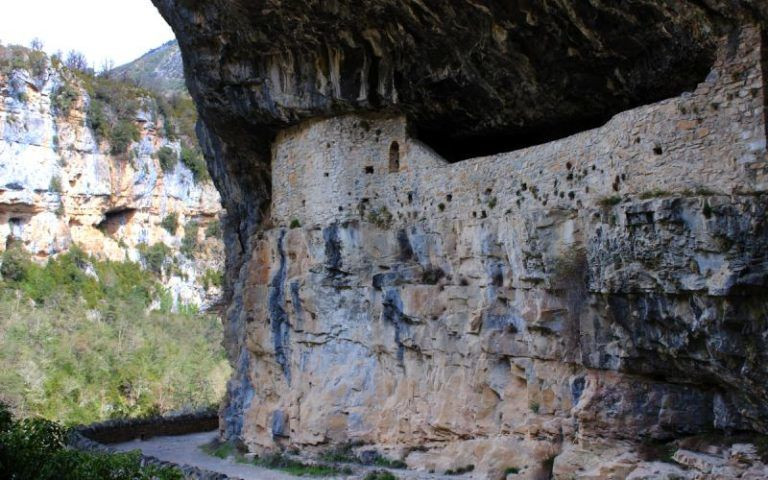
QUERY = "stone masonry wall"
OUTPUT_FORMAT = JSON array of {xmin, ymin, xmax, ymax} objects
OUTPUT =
[{"xmin": 222, "ymin": 26, "xmax": 768, "ymax": 479}]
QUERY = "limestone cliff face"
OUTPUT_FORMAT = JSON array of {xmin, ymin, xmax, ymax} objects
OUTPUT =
[
  {"xmin": 0, "ymin": 52, "xmax": 223, "ymax": 307},
  {"xmin": 154, "ymin": 1, "xmax": 768, "ymax": 477}
]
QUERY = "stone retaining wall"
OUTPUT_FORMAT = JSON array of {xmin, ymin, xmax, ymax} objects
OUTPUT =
[
  {"xmin": 75, "ymin": 409, "xmax": 219, "ymax": 444},
  {"xmin": 70, "ymin": 410, "xmax": 240, "ymax": 480}
]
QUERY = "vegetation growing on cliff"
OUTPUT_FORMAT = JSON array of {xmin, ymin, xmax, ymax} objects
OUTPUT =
[
  {"xmin": 0, "ymin": 41, "xmax": 209, "ymax": 183},
  {"xmin": 0, "ymin": 247, "xmax": 229, "ymax": 425}
]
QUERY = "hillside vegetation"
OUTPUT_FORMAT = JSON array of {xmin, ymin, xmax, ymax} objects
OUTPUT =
[
  {"xmin": 0, "ymin": 403, "xmax": 182, "ymax": 479},
  {"xmin": 111, "ymin": 40, "xmax": 186, "ymax": 95},
  {"xmin": 0, "ymin": 246, "xmax": 229, "ymax": 425},
  {"xmin": 0, "ymin": 41, "xmax": 208, "ymax": 182}
]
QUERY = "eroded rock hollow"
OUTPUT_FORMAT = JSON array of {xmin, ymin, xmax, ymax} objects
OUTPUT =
[{"xmin": 153, "ymin": 1, "xmax": 768, "ymax": 477}]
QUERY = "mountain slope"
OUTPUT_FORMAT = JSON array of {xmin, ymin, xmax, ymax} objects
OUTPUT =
[{"xmin": 112, "ymin": 40, "xmax": 186, "ymax": 96}]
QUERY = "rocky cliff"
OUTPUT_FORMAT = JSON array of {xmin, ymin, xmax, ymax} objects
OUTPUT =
[
  {"xmin": 0, "ymin": 44, "xmax": 223, "ymax": 307},
  {"xmin": 153, "ymin": 1, "xmax": 768, "ymax": 478}
]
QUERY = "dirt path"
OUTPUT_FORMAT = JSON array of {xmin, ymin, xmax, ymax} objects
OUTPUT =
[{"xmin": 112, "ymin": 431, "xmax": 463, "ymax": 480}]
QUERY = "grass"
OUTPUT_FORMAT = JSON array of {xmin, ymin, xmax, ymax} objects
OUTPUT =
[
  {"xmin": 598, "ymin": 195, "xmax": 621, "ymax": 207},
  {"xmin": 252, "ymin": 453, "xmax": 352, "ymax": 476},
  {"xmin": 639, "ymin": 189, "xmax": 671, "ymax": 200},
  {"xmin": 364, "ymin": 471, "xmax": 397, "ymax": 480},
  {"xmin": 0, "ymin": 247, "xmax": 229, "ymax": 425},
  {"xmin": 505, "ymin": 466, "xmax": 520, "ymax": 475},
  {"xmin": 367, "ymin": 207, "xmax": 393, "ymax": 229},
  {"xmin": 201, "ymin": 269, "xmax": 223, "ymax": 290},
  {"xmin": 200, "ymin": 440, "xmax": 237, "ymax": 459},
  {"xmin": 320, "ymin": 442, "xmax": 406, "ymax": 469},
  {"xmin": 445, "ymin": 464, "xmax": 474, "ymax": 475},
  {"xmin": 319, "ymin": 443, "xmax": 360, "ymax": 463}
]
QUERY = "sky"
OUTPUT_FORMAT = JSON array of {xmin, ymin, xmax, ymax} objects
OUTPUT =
[{"xmin": 0, "ymin": 0, "xmax": 175, "ymax": 69}]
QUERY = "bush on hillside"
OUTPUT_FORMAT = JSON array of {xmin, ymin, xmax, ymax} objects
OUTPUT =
[
  {"xmin": 157, "ymin": 146, "xmax": 178, "ymax": 173},
  {"xmin": 0, "ymin": 403, "xmax": 182, "ymax": 479},
  {"xmin": 52, "ymin": 82, "xmax": 79, "ymax": 116},
  {"xmin": 180, "ymin": 146, "xmax": 209, "ymax": 183},
  {"xmin": 137, "ymin": 242, "xmax": 171, "ymax": 275},
  {"xmin": 0, "ymin": 248, "xmax": 229, "ymax": 424},
  {"xmin": 160, "ymin": 212, "xmax": 179, "ymax": 235},
  {"xmin": 0, "ymin": 247, "xmax": 33, "ymax": 282},
  {"xmin": 109, "ymin": 119, "xmax": 141, "ymax": 155},
  {"xmin": 181, "ymin": 221, "xmax": 199, "ymax": 258},
  {"xmin": 204, "ymin": 220, "xmax": 222, "ymax": 239}
]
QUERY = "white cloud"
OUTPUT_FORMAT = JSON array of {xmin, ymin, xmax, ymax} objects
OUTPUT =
[{"xmin": 0, "ymin": 0, "xmax": 175, "ymax": 68}]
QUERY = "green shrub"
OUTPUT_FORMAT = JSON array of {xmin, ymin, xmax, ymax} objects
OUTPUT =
[
  {"xmin": 0, "ymin": 403, "xmax": 182, "ymax": 479},
  {"xmin": 49, "ymin": 175, "xmax": 62, "ymax": 193},
  {"xmin": 156, "ymin": 93, "xmax": 198, "ymax": 144},
  {"xmin": 110, "ymin": 119, "xmax": 140, "ymax": 155},
  {"xmin": 639, "ymin": 189, "xmax": 671, "ymax": 200},
  {"xmin": 367, "ymin": 207, "xmax": 393, "ymax": 229},
  {"xmin": 1, "ymin": 247, "xmax": 33, "ymax": 282},
  {"xmin": 160, "ymin": 212, "xmax": 179, "ymax": 235},
  {"xmin": 373, "ymin": 456, "xmax": 407, "ymax": 469},
  {"xmin": 200, "ymin": 439, "xmax": 236, "ymax": 459},
  {"xmin": 364, "ymin": 471, "xmax": 398, "ymax": 480},
  {"xmin": 252, "ymin": 453, "xmax": 351, "ymax": 476},
  {"xmin": 52, "ymin": 82, "xmax": 79, "ymax": 116},
  {"xmin": 201, "ymin": 269, "xmax": 222, "ymax": 290},
  {"xmin": 290, "ymin": 219, "xmax": 301, "ymax": 229},
  {"xmin": 445, "ymin": 465, "xmax": 474, "ymax": 475},
  {"xmin": 598, "ymin": 195, "xmax": 622, "ymax": 207},
  {"xmin": 137, "ymin": 242, "xmax": 171, "ymax": 275},
  {"xmin": 87, "ymin": 99, "xmax": 110, "ymax": 141},
  {"xmin": 180, "ymin": 146, "xmax": 209, "ymax": 183},
  {"xmin": 157, "ymin": 146, "xmax": 178, "ymax": 173},
  {"xmin": 204, "ymin": 220, "xmax": 221, "ymax": 238},
  {"xmin": 0, "ymin": 246, "xmax": 155, "ymax": 309},
  {"xmin": 0, "ymin": 249, "xmax": 229, "ymax": 424},
  {"xmin": 181, "ymin": 221, "xmax": 199, "ymax": 258}
]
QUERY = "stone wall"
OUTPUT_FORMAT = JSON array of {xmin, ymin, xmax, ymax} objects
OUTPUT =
[
  {"xmin": 219, "ymin": 25, "xmax": 768, "ymax": 478},
  {"xmin": 70, "ymin": 410, "xmax": 237, "ymax": 480}
]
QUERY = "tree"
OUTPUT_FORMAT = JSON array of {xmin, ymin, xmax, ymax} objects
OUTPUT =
[
  {"xmin": 100, "ymin": 58, "xmax": 115, "ymax": 77},
  {"xmin": 65, "ymin": 50, "xmax": 88, "ymax": 72},
  {"xmin": 30, "ymin": 38, "xmax": 43, "ymax": 51}
]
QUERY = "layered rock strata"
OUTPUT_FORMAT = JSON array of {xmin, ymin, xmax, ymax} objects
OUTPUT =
[
  {"xmin": 0, "ymin": 57, "xmax": 223, "ymax": 306},
  {"xmin": 152, "ymin": 0, "xmax": 768, "ymax": 476}
]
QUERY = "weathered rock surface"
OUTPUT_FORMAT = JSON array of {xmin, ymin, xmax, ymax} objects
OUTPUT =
[
  {"xmin": 0, "ymin": 53, "xmax": 223, "ymax": 306},
  {"xmin": 152, "ymin": 0, "xmax": 768, "ymax": 477}
]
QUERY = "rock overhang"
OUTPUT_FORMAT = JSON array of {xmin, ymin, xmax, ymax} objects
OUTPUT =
[{"xmin": 154, "ymin": 0, "xmax": 767, "ymax": 163}]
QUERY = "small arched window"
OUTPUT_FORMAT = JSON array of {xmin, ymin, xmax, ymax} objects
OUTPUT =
[{"xmin": 389, "ymin": 141, "xmax": 400, "ymax": 173}]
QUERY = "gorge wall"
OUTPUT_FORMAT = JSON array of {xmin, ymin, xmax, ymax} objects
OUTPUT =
[
  {"xmin": 152, "ymin": 1, "xmax": 768, "ymax": 478},
  {"xmin": 0, "ymin": 48, "xmax": 223, "ymax": 307}
]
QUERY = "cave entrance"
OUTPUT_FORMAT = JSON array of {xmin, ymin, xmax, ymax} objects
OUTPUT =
[
  {"xmin": 97, "ymin": 208, "xmax": 137, "ymax": 236},
  {"xmin": 5, "ymin": 217, "xmax": 24, "ymax": 250}
]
